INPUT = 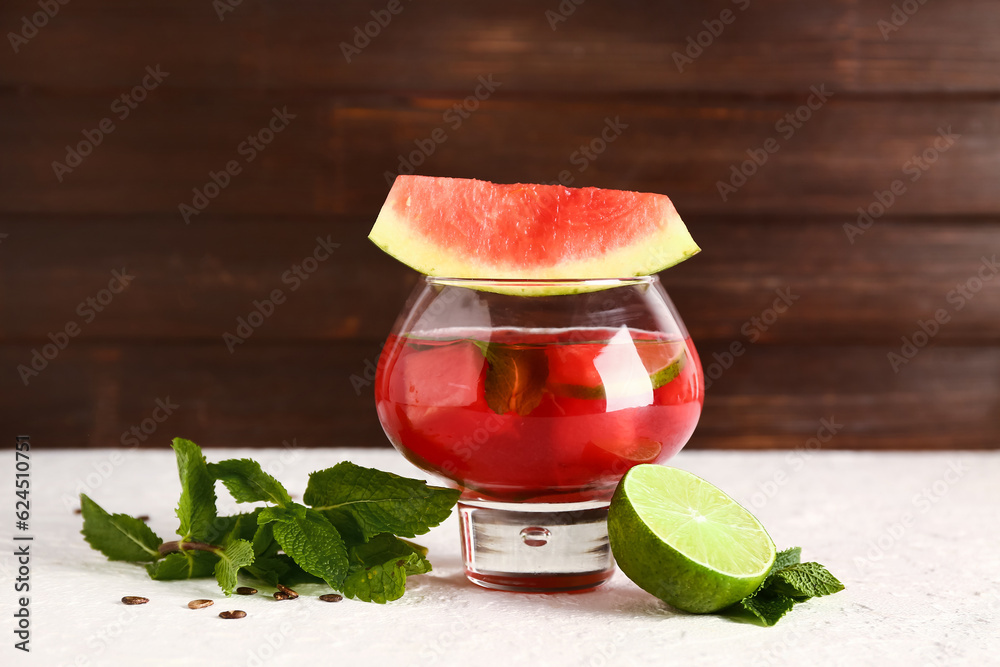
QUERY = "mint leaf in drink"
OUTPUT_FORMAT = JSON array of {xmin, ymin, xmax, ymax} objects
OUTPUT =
[
  {"xmin": 266, "ymin": 507, "xmax": 349, "ymax": 589},
  {"xmin": 480, "ymin": 344, "xmax": 548, "ymax": 416},
  {"xmin": 340, "ymin": 533, "xmax": 432, "ymax": 603},
  {"xmin": 213, "ymin": 539, "xmax": 255, "ymax": 596},
  {"xmin": 209, "ymin": 458, "xmax": 291, "ymax": 505},
  {"xmin": 769, "ymin": 562, "xmax": 845, "ymax": 599},
  {"xmin": 172, "ymin": 438, "xmax": 218, "ymax": 541},
  {"xmin": 146, "ymin": 550, "xmax": 218, "ymax": 580},
  {"xmin": 80, "ymin": 494, "xmax": 162, "ymax": 562},
  {"xmin": 304, "ymin": 462, "xmax": 460, "ymax": 539}
]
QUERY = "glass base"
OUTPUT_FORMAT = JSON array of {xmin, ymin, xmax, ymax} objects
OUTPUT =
[{"xmin": 458, "ymin": 500, "xmax": 614, "ymax": 593}]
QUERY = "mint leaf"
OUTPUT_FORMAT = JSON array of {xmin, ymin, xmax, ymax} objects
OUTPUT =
[
  {"xmin": 209, "ymin": 459, "xmax": 290, "ymax": 506},
  {"xmin": 304, "ymin": 462, "xmax": 460, "ymax": 539},
  {"xmin": 481, "ymin": 344, "xmax": 548, "ymax": 416},
  {"xmin": 340, "ymin": 533, "xmax": 432, "ymax": 603},
  {"xmin": 317, "ymin": 507, "xmax": 365, "ymax": 544},
  {"xmin": 738, "ymin": 588, "xmax": 797, "ymax": 626},
  {"xmin": 769, "ymin": 562, "xmax": 844, "ymax": 599},
  {"xmin": 213, "ymin": 539, "xmax": 255, "ymax": 595},
  {"xmin": 252, "ymin": 521, "xmax": 278, "ymax": 556},
  {"xmin": 767, "ymin": 546, "xmax": 802, "ymax": 579},
  {"xmin": 80, "ymin": 494, "xmax": 162, "ymax": 562},
  {"xmin": 400, "ymin": 538, "xmax": 429, "ymax": 558},
  {"xmin": 258, "ymin": 504, "xmax": 307, "ymax": 525},
  {"xmin": 146, "ymin": 550, "xmax": 217, "ymax": 580},
  {"xmin": 172, "ymin": 438, "xmax": 217, "ymax": 541},
  {"xmin": 217, "ymin": 510, "xmax": 260, "ymax": 544},
  {"xmin": 268, "ymin": 507, "xmax": 349, "ymax": 589}
]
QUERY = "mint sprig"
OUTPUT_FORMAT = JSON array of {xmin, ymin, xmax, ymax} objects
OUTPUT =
[
  {"xmin": 733, "ymin": 547, "xmax": 845, "ymax": 625},
  {"xmin": 304, "ymin": 462, "xmax": 461, "ymax": 540},
  {"xmin": 80, "ymin": 437, "xmax": 459, "ymax": 603}
]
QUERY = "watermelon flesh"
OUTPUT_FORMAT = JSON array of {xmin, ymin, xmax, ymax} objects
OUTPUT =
[{"xmin": 369, "ymin": 176, "xmax": 699, "ymax": 279}]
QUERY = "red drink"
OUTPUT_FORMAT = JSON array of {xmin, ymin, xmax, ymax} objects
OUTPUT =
[{"xmin": 375, "ymin": 326, "xmax": 704, "ymax": 503}]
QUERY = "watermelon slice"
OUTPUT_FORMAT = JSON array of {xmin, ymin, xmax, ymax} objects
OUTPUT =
[{"xmin": 369, "ymin": 176, "xmax": 699, "ymax": 281}]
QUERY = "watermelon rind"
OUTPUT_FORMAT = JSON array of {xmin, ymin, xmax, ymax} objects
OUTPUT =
[{"xmin": 369, "ymin": 176, "xmax": 700, "ymax": 295}]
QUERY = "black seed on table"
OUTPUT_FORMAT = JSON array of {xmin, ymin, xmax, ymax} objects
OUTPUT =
[
  {"xmin": 319, "ymin": 594, "xmax": 344, "ymax": 603},
  {"xmin": 219, "ymin": 610, "xmax": 247, "ymax": 619},
  {"xmin": 137, "ymin": 515, "xmax": 150, "ymax": 522},
  {"xmin": 73, "ymin": 508, "xmax": 82, "ymax": 514},
  {"xmin": 236, "ymin": 587, "xmax": 258, "ymax": 595},
  {"xmin": 273, "ymin": 592, "xmax": 292, "ymax": 600},
  {"xmin": 122, "ymin": 596, "xmax": 149, "ymax": 605},
  {"xmin": 188, "ymin": 599, "xmax": 214, "ymax": 609}
]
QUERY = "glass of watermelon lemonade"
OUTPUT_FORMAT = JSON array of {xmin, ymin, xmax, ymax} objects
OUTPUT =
[{"xmin": 375, "ymin": 275, "xmax": 704, "ymax": 592}]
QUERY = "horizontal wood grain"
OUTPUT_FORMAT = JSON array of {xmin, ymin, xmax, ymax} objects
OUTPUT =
[
  {"xmin": 4, "ymin": 0, "xmax": 999, "ymax": 453},
  {"xmin": 3, "ymin": 218, "xmax": 998, "ymax": 344},
  {"xmin": 2, "ymin": 0, "xmax": 999, "ymax": 93},
  {"xmin": 1, "ymin": 95, "xmax": 998, "ymax": 217},
  {"xmin": 1, "ymin": 342, "xmax": 995, "ymax": 449}
]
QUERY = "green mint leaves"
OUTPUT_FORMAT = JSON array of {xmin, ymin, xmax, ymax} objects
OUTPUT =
[
  {"xmin": 341, "ymin": 533, "xmax": 432, "ymax": 603},
  {"xmin": 208, "ymin": 458, "xmax": 292, "ymax": 506},
  {"xmin": 304, "ymin": 462, "xmax": 461, "ymax": 539},
  {"xmin": 213, "ymin": 538, "xmax": 255, "ymax": 595},
  {"xmin": 733, "ymin": 547, "xmax": 845, "ymax": 626},
  {"xmin": 172, "ymin": 437, "xmax": 218, "ymax": 541},
  {"xmin": 264, "ymin": 507, "xmax": 350, "ymax": 589},
  {"xmin": 80, "ymin": 493, "xmax": 163, "ymax": 562},
  {"xmin": 80, "ymin": 438, "xmax": 459, "ymax": 603}
]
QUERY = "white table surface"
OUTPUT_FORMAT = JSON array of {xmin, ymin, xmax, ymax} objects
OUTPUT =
[{"xmin": 4, "ymin": 447, "xmax": 998, "ymax": 667}]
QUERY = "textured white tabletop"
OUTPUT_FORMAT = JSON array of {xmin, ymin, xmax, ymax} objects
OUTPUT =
[{"xmin": 3, "ymin": 447, "xmax": 998, "ymax": 667}]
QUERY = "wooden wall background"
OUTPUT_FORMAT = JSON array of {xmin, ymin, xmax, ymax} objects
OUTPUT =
[{"xmin": 2, "ymin": 0, "xmax": 998, "ymax": 449}]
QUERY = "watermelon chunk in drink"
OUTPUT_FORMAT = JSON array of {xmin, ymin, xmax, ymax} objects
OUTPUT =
[{"xmin": 375, "ymin": 327, "xmax": 702, "ymax": 503}]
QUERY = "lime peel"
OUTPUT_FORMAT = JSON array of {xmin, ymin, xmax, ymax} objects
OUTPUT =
[{"xmin": 608, "ymin": 465, "xmax": 776, "ymax": 614}]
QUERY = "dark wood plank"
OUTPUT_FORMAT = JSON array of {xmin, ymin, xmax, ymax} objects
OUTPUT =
[
  {"xmin": 1, "ymin": 94, "xmax": 997, "ymax": 217},
  {"xmin": 3, "ymin": 218, "xmax": 999, "ymax": 344},
  {"xmin": 853, "ymin": 0, "xmax": 1000, "ymax": 92},
  {"xmin": 0, "ymin": 92, "xmax": 326, "ymax": 217},
  {"xmin": 0, "ymin": 217, "xmax": 416, "ymax": 343},
  {"xmin": 1, "ymin": 342, "xmax": 995, "ymax": 449},
  {"xmin": 695, "ymin": 342, "xmax": 1000, "ymax": 450},
  {"xmin": 2, "ymin": 0, "xmax": 999, "ymax": 92}
]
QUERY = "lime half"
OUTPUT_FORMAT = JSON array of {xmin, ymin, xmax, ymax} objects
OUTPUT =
[{"xmin": 608, "ymin": 465, "xmax": 776, "ymax": 613}]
